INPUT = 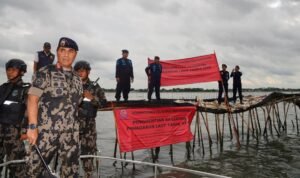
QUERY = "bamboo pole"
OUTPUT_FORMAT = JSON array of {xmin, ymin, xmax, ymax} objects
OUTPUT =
[
  {"xmin": 151, "ymin": 149, "xmax": 155, "ymax": 163},
  {"xmin": 276, "ymin": 103, "xmax": 282, "ymax": 131},
  {"xmin": 221, "ymin": 114, "xmax": 225, "ymax": 150},
  {"xmin": 262, "ymin": 107, "xmax": 268, "ymax": 137},
  {"xmin": 131, "ymin": 152, "xmax": 136, "ymax": 170},
  {"xmin": 255, "ymin": 108, "xmax": 261, "ymax": 135},
  {"xmin": 282, "ymin": 102, "xmax": 290, "ymax": 132},
  {"xmin": 199, "ymin": 112, "xmax": 205, "ymax": 155},
  {"xmin": 229, "ymin": 111, "xmax": 241, "ymax": 147},
  {"xmin": 113, "ymin": 138, "xmax": 118, "ymax": 167},
  {"xmin": 235, "ymin": 113, "xmax": 239, "ymax": 138},
  {"xmin": 200, "ymin": 112, "xmax": 212, "ymax": 147},
  {"xmin": 251, "ymin": 109, "xmax": 259, "ymax": 141},
  {"xmin": 215, "ymin": 114, "xmax": 219, "ymax": 144},
  {"xmin": 271, "ymin": 104, "xmax": 280, "ymax": 136},
  {"xmin": 275, "ymin": 103, "xmax": 282, "ymax": 135},
  {"xmin": 273, "ymin": 104, "xmax": 281, "ymax": 133},
  {"xmin": 283, "ymin": 102, "xmax": 287, "ymax": 132},
  {"xmin": 217, "ymin": 114, "xmax": 222, "ymax": 146},
  {"xmin": 192, "ymin": 112, "xmax": 198, "ymax": 153},
  {"xmin": 294, "ymin": 101, "xmax": 299, "ymax": 134},
  {"xmin": 170, "ymin": 145, "xmax": 174, "ymax": 165},
  {"xmin": 197, "ymin": 113, "xmax": 201, "ymax": 147},
  {"xmin": 247, "ymin": 111, "xmax": 250, "ymax": 145},
  {"xmin": 227, "ymin": 113, "xmax": 233, "ymax": 140},
  {"xmin": 249, "ymin": 110, "xmax": 255, "ymax": 138},
  {"xmin": 186, "ymin": 142, "xmax": 191, "ymax": 160}
]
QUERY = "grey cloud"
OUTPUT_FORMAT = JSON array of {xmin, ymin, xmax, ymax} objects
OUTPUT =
[
  {"xmin": 134, "ymin": 0, "xmax": 182, "ymax": 15},
  {"xmin": 0, "ymin": 0, "xmax": 299, "ymax": 88}
]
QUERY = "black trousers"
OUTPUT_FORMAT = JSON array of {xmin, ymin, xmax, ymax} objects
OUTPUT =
[
  {"xmin": 148, "ymin": 80, "xmax": 161, "ymax": 100},
  {"xmin": 233, "ymin": 84, "xmax": 243, "ymax": 103},
  {"xmin": 218, "ymin": 82, "xmax": 228, "ymax": 104},
  {"xmin": 115, "ymin": 81, "xmax": 131, "ymax": 101}
]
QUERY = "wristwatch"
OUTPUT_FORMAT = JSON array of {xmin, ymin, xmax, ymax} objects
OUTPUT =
[{"xmin": 28, "ymin": 124, "xmax": 37, "ymax": 130}]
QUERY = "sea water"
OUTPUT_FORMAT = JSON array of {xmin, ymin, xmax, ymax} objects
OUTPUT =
[{"xmin": 95, "ymin": 92, "xmax": 300, "ymax": 178}]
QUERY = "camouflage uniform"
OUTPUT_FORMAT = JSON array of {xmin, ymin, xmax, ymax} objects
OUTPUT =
[
  {"xmin": 0, "ymin": 79, "xmax": 29, "ymax": 178},
  {"xmin": 79, "ymin": 79, "xmax": 106, "ymax": 177},
  {"xmin": 26, "ymin": 64, "xmax": 83, "ymax": 178}
]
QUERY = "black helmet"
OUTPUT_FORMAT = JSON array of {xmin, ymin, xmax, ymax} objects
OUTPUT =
[
  {"xmin": 74, "ymin": 60, "xmax": 91, "ymax": 71},
  {"xmin": 6, "ymin": 59, "xmax": 27, "ymax": 73}
]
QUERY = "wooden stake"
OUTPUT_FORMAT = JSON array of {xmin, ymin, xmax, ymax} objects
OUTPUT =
[{"xmin": 294, "ymin": 101, "xmax": 299, "ymax": 134}]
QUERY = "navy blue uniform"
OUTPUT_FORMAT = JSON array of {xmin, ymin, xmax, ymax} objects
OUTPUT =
[
  {"xmin": 36, "ymin": 51, "xmax": 55, "ymax": 71},
  {"xmin": 115, "ymin": 58, "xmax": 133, "ymax": 101},
  {"xmin": 218, "ymin": 70, "xmax": 229, "ymax": 104},
  {"xmin": 231, "ymin": 71, "xmax": 243, "ymax": 103},
  {"xmin": 145, "ymin": 63, "xmax": 162, "ymax": 100}
]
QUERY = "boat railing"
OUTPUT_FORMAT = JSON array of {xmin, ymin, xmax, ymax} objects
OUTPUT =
[{"xmin": 0, "ymin": 155, "xmax": 230, "ymax": 178}]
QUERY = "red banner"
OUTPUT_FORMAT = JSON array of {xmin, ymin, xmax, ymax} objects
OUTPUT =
[
  {"xmin": 114, "ymin": 106, "xmax": 196, "ymax": 153},
  {"xmin": 148, "ymin": 53, "xmax": 221, "ymax": 86}
]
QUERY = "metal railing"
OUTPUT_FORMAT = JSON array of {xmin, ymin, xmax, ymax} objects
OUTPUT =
[
  {"xmin": 81, "ymin": 155, "xmax": 230, "ymax": 178},
  {"xmin": 0, "ymin": 155, "xmax": 230, "ymax": 178}
]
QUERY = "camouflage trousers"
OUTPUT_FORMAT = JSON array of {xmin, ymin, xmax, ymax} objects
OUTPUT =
[
  {"xmin": 0, "ymin": 124, "xmax": 26, "ymax": 178},
  {"xmin": 79, "ymin": 117, "xmax": 97, "ymax": 177},
  {"xmin": 26, "ymin": 129, "xmax": 80, "ymax": 178}
]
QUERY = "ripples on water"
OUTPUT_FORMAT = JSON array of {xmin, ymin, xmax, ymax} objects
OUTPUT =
[{"xmin": 96, "ymin": 92, "xmax": 300, "ymax": 177}]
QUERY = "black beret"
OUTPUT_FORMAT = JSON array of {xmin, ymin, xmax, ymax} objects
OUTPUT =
[{"xmin": 57, "ymin": 37, "xmax": 79, "ymax": 51}]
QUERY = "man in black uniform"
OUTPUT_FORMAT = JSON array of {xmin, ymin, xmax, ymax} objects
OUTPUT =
[
  {"xmin": 231, "ymin": 65, "xmax": 243, "ymax": 104},
  {"xmin": 33, "ymin": 42, "xmax": 55, "ymax": 72},
  {"xmin": 145, "ymin": 56, "xmax": 162, "ymax": 101},
  {"xmin": 0, "ymin": 59, "xmax": 30, "ymax": 178},
  {"xmin": 115, "ymin": 49, "xmax": 134, "ymax": 102},
  {"xmin": 218, "ymin": 64, "xmax": 229, "ymax": 104}
]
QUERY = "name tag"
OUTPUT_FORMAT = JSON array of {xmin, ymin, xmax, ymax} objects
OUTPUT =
[
  {"xmin": 3, "ymin": 100, "xmax": 18, "ymax": 105},
  {"xmin": 83, "ymin": 98, "xmax": 91, "ymax": 102}
]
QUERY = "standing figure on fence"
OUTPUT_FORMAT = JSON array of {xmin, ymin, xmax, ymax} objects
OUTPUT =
[
  {"xmin": 74, "ymin": 60, "xmax": 106, "ymax": 178},
  {"xmin": 218, "ymin": 64, "xmax": 229, "ymax": 104},
  {"xmin": 145, "ymin": 56, "xmax": 162, "ymax": 101},
  {"xmin": 115, "ymin": 49, "xmax": 134, "ymax": 102},
  {"xmin": 26, "ymin": 37, "xmax": 83, "ymax": 177},
  {"xmin": 0, "ymin": 59, "xmax": 30, "ymax": 178},
  {"xmin": 231, "ymin": 65, "xmax": 243, "ymax": 104},
  {"xmin": 33, "ymin": 42, "xmax": 55, "ymax": 73}
]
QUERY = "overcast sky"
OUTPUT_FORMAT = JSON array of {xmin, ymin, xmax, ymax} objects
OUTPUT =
[{"xmin": 0, "ymin": 0, "xmax": 299, "ymax": 89}]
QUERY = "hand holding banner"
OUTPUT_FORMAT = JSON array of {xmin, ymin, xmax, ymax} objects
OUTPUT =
[{"xmin": 148, "ymin": 53, "xmax": 221, "ymax": 86}]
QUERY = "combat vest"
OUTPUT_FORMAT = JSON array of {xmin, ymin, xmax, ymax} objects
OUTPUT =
[
  {"xmin": 78, "ymin": 80, "xmax": 98, "ymax": 118},
  {"xmin": 36, "ymin": 51, "xmax": 55, "ymax": 71},
  {"xmin": 0, "ymin": 81, "xmax": 30, "ymax": 125}
]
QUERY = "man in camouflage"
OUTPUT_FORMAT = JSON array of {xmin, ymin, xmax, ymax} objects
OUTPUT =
[
  {"xmin": 74, "ymin": 60, "xmax": 106, "ymax": 178},
  {"xmin": 26, "ymin": 37, "xmax": 83, "ymax": 178},
  {"xmin": 0, "ymin": 59, "xmax": 29, "ymax": 178}
]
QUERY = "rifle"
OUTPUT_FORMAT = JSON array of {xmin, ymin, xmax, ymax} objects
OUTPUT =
[{"xmin": 86, "ymin": 77, "xmax": 100, "ymax": 90}]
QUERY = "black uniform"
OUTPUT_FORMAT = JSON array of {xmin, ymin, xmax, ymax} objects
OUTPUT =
[
  {"xmin": 36, "ymin": 51, "xmax": 55, "ymax": 71},
  {"xmin": 115, "ymin": 58, "xmax": 133, "ymax": 101},
  {"xmin": 0, "ymin": 79, "xmax": 30, "ymax": 178},
  {"xmin": 218, "ymin": 70, "xmax": 229, "ymax": 104},
  {"xmin": 145, "ymin": 63, "xmax": 162, "ymax": 100},
  {"xmin": 230, "ymin": 71, "xmax": 243, "ymax": 103}
]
